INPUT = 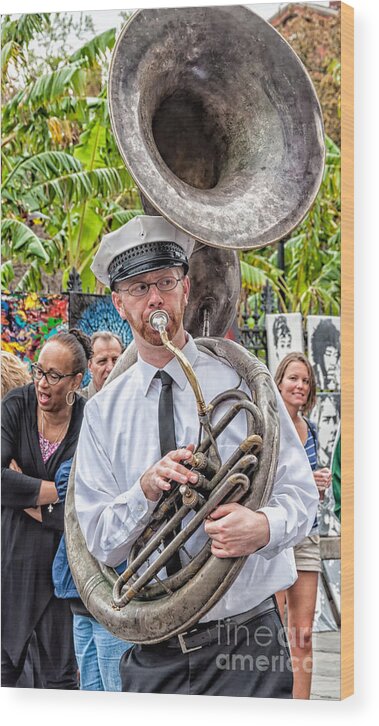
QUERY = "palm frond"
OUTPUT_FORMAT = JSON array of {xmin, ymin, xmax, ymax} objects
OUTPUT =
[
  {"xmin": 325, "ymin": 134, "xmax": 341, "ymax": 157},
  {"xmin": 2, "ymin": 89, "xmax": 24, "ymax": 128},
  {"xmin": 73, "ymin": 121, "xmax": 106, "ymax": 170},
  {"xmin": 1, "ymin": 260, "xmax": 15, "ymax": 289},
  {"xmin": 69, "ymin": 28, "xmax": 116, "ymax": 66},
  {"xmin": 14, "ymin": 259, "xmax": 43, "ymax": 292},
  {"xmin": 4, "ymin": 151, "xmax": 83, "ymax": 190},
  {"xmin": 29, "ymin": 63, "xmax": 87, "ymax": 106},
  {"xmin": 1, "ymin": 219, "xmax": 50, "ymax": 262},
  {"xmin": 105, "ymin": 209, "xmax": 143, "ymax": 227},
  {"xmin": 5, "ymin": 63, "xmax": 86, "ymax": 114},
  {"xmin": 1, "ymin": 40, "xmax": 20, "ymax": 76},
  {"xmin": 1, "ymin": 14, "xmax": 51, "ymax": 46},
  {"xmin": 22, "ymin": 167, "xmax": 133, "ymax": 209},
  {"xmin": 240, "ymin": 259, "xmax": 283, "ymax": 295}
]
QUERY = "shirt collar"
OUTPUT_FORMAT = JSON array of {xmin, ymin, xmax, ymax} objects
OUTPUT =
[{"xmin": 138, "ymin": 334, "xmax": 200, "ymax": 396}]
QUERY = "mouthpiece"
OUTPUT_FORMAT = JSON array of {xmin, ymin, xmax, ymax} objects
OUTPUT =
[{"xmin": 149, "ymin": 310, "xmax": 169, "ymax": 332}]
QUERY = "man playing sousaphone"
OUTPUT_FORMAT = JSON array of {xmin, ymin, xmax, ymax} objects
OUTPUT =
[{"xmin": 74, "ymin": 215, "xmax": 318, "ymax": 698}]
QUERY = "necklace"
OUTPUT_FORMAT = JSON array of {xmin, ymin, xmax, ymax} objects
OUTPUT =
[
  {"xmin": 38, "ymin": 410, "xmax": 71, "ymax": 512},
  {"xmin": 39, "ymin": 409, "xmax": 71, "ymax": 447}
]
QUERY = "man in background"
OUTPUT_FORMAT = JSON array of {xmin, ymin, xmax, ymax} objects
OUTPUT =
[{"xmin": 81, "ymin": 331, "xmax": 124, "ymax": 399}]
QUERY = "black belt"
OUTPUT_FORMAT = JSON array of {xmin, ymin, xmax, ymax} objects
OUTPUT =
[{"xmin": 162, "ymin": 596, "xmax": 277, "ymax": 654}]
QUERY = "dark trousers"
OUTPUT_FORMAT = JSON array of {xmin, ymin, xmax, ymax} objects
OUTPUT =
[
  {"xmin": 1, "ymin": 596, "xmax": 78, "ymax": 689},
  {"xmin": 120, "ymin": 608, "xmax": 293, "ymax": 698},
  {"xmin": 16, "ymin": 633, "xmax": 43, "ymax": 688}
]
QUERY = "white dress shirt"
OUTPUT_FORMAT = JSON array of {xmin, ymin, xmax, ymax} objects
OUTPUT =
[{"xmin": 75, "ymin": 335, "xmax": 318, "ymax": 621}]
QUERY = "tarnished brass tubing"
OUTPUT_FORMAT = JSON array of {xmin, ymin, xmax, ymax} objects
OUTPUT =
[
  {"xmin": 190, "ymin": 453, "xmax": 218, "ymax": 483},
  {"xmin": 197, "ymin": 401, "xmax": 263, "ymax": 454},
  {"xmin": 232, "ymin": 453, "xmax": 258, "ymax": 474},
  {"xmin": 114, "ymin": 453, "xmax": 261, "ymax": 607},
  {"xmin": 114, "ymin": 505, "xmax": 188, "ymax": 584},
  {"xmin": 179, "ymin": 484, "xmax": 205, "ymax": 509},
  {"xmin": 149, "ymin": 310, "xmax": 209, "ymax": 418},
  {"xmin": 207, "ymin": 389, "xmax": 263, "ymax": 430},
  {"xmin": 135, "ymin": 492, "xmax": 181, "ymax": 543},
  {"xmin": 119, "ymin": 469, "xmax": 253, "ymax": 603},
  {"xmin": 133, "ymin": 451, "xmax": 256, "ymax": 593},
  {"xmin": 196, "ymin": 435, "xmax": 261, "ymax": 496},
  {"xmin": 241, "ymin": 434, "xmax": 262, "ymax": 454},
  {"xmin": 224, "ymin": 473, "xmax": 250, "ymax": 497},
  {"xmin": 116, "ymin": 443, "xmax": 260, "ymax": 605},
  {"xmin": 136, "ymin": 460, "xmax": 257, "ymax": 601},
  {"xmin": 136, "ymin": 543, "xmax": 212, "ymax": 601},
  {"xmin": 221, "ymin": 477, "xmax": 250, "ymax": 506},
  {"xmin": 124, "ymin": 432, "xmax": 261, "ymax": 602},
  {"xmin": 188, "ymin": 451, "xmax": 208, "ymax": 470}
]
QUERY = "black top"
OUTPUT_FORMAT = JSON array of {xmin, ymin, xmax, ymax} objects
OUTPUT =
[{"xmin": 1, "ymin": 383, "xmax": 85, "ymax": 663}]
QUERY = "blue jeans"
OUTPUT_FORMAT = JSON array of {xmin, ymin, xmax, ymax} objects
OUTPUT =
[{"xmin": 73, "ymin": 614, "xmax": 132, "ymax": 691}]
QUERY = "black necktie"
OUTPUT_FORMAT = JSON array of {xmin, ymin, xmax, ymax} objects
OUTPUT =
[
  {"xmin": 156, "ymin": 371, "xmax": 177, "ymax": 456},
  {"xmin": 156, "ymin": 370, "xmax": 181, "ymax": 576}
]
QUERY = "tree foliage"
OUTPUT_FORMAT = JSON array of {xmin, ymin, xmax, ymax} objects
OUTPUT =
[
  {"xmin": 1, "ymin": 12, "xmax": 142, "ymax": 293},
  {"xmin": 241, "ymin": 135, "xmax": 341, "ymax": 316},
  {"xmin": 271, "ymin": 4, "xmax": 341, "ymax": 146}
]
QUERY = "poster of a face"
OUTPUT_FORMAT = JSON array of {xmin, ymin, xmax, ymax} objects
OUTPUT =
[
  {"xmin": 307, "ymin": 316, "xmax": 341, "ymax": 391},
  {"xmin": 265, "ymin": 313, "xmax": 304, "ymax": 375},
  {"xmin": 311, "ymin": 392, "xmax": 340, "ymax": 468}
]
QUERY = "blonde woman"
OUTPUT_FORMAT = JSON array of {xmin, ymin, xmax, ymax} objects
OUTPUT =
[
  {"xmin": 274, "ymin": 352, "xmax": 332, "ymax": 699},
  {"xmin": 1, "ymin": 351, "xmax": 31, "ymax": 397}
]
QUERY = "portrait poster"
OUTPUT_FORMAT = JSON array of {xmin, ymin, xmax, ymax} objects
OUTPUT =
[
  {"xmin": 265, "ymin": 313, "xmax": 304, "ymax": 375},
  {"xmin": 307, "ymin": 316, "xmax": 341, "ymax": 392},
  {"xmin": 310, "ymin": 392, "xmax": 341, "ymax": 469},
  {"xmin": 0, "ymin": 0, "xmax": 354, "ymax": 708}
]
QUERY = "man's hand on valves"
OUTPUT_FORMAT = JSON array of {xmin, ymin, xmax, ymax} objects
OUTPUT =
[{"xmin": 141, "ymin": 444, "xmax": 198, "ymax": 502}]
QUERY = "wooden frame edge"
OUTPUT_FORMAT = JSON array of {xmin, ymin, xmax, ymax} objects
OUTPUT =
[{"xmin": 340, "ymin": 0, "xmax": 354, "ymax": 701}]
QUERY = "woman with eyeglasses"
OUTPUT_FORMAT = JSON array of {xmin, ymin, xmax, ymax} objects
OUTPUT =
[{"xmin": 1, "ymin": 329, "xmax": 91, "ymax": 688}]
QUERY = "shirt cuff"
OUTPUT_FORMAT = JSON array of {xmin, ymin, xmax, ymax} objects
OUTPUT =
[
  {"xmin": 113, "ymin": 478, "xmax": 157, "ymax": 525},
  {"xmin": 255, "ymin": 505, "xmax": 286, "ymax": 559}
]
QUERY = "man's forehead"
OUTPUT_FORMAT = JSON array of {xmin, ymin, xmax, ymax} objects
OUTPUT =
[{"xmin": 93, "ymin": 338, "xmax": 122, "ymax": 354}]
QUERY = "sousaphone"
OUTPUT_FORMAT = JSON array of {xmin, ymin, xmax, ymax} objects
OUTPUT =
[
  {"xmin": 65, "ymin": 5, "xmax": 324, "ymax": 643},
  {"xmin": 108, "ymin": 4, "xmax": 324, "ymax": 336}
]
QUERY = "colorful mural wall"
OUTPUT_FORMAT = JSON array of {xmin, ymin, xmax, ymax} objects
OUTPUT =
[
  {"xmin": 69, "ymin": 293, "xmax": 133, "ymax": 348},
  {"xmin": 1, "ymin": 293, "xmax": 69, "ymax": 364}
]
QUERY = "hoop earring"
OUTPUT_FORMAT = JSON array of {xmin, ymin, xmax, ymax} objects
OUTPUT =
[{"xmin": 66, "ymin": 390, "xmax": 75, "ymax": 406}]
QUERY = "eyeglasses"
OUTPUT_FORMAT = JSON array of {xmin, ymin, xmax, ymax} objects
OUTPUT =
[
  {"xmin": 117, "ymin": 275, "xmax": 184, "ymax": 298},
  {"xmin": 31, "ymin": 364, "xmax": 80, "ymax": 386}
]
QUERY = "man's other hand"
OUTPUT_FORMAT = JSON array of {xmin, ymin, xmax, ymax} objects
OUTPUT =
[{"xmin": 204, "ymin": 503, "xmax": 270, "ymax": 557}]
